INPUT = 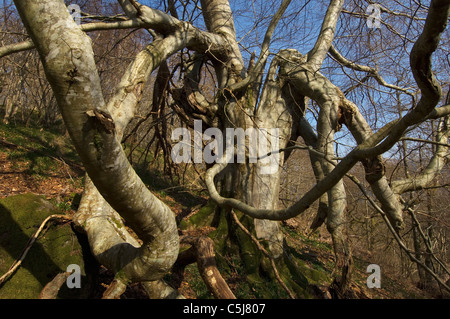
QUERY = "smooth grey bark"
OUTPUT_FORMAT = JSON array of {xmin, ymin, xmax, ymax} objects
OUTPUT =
[
  {"xmin": 276, "ymin": 50, "xmax": 404, "ymax": 231},
  {"xmin": 250, "ymin": 55, "xmax": 297, "ymax": 258},
  {"xmin": 13, "ymin": 0, "xmax": 180, "ymax": 284},
  {"xmin": 71, "ymin": 30, "xmax": 196, "ymax": 297},
  {"xmin": 205, "ymin": 1, "xmax": 448, "ymax": 296},
  {"xmin": 276, "ymin": 50, "xmax": 351, "ymax": 290},
  {"xmin": 196, "ymin": 0, "xmax": 291, "ymax": 257},
  {"xmin": 305, "ymin": 0, "xmax": 345, "ymax": 71},
  {"xmin": 199, "ymin": 0, "xmax": 244, "ymax": 87},
  {"xmin": 238, "ymin": 0, "xmax": 348, "ymax": 262}
]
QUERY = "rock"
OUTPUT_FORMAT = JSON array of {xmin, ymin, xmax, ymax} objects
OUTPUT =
[{"xmin": 0, "ymin": 193, "xmax": 96, "ymax": 298}]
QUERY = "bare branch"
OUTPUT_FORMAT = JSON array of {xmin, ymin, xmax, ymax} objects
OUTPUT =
[
  {"xmin": 392, "ymin": 117, "xmax": 449, "ymax": 194},
  {"xmin": 229, "ymin": 0, "xmax": 292, "ymax": 92},
  {"xmin": 328, "ymin": 45, "xmax": 416, "ymax": 99},
  {"xmin": 306, "ymin": 0, "xmax": 344, "ymax": 71},
  {"xmin": 344, "ymin": 172, "xmax": 450, "ymax": 294},
  {"xmin": 0, "ymin": 19, "xmax": 145, "ymax": 58},
  {"xmin": 181, "ymin": 235, "xmax": 236, "ymax": 299},
  {"xmin": 13, "ymin": 0, "xmax": 180, "ymax": 283},
  {"xmin": 39, "ymin": 272, "xmax": 71, "ymax": 299},
  {"xmin": 1, "ymin": 3, "xmax": 232, "ymax": 60},
  {"xmin": 356, "ymin": 0, "xmax": 449, "ymax": 158}
]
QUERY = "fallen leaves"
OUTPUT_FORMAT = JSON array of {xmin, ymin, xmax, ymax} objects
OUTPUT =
[{"xmin": 0, "ymin": 150, "xmax": 84, "ymax": 200}]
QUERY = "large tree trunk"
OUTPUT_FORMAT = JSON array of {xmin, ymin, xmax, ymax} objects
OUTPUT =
[
  {"xmin": 195, "ymin": 0, "xmax": 354, "ymax": 297},
  {"xmin": 13, "ymin": 0, "xmax": 180, "ymax": 290}
]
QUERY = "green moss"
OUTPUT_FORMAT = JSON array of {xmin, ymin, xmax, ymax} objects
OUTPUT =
[
  {"xmin": 109, "ymin": 216, "xmax": 124, "ymax": 229},
  {"xmin": 208, "ymin": 208, "xmax": 230, "ymax": 256},
  {"xmin": 180, "ymin": 201, "xmax": 216, "ymax": 231},
  {"xmin": 93, "ymin": 131, "xmax": 104, "ymax": 161},
  {"xmin": 0, "ymin": 194, "xmax": 93, "ymax": 299},
  {"xmin": 232, "ymin": 213, "xmax": 262, "ymax": 276},
  {"xmin": 179, "ymin": 202, "xmax": 333, "ymax": 299},
  {"xmin": 184, "ymin": 264, "xmax": 213, "ymax": 299},
  {"xmin": 245, "ymin": 87, "xmax": 254, "ymax": 109}
]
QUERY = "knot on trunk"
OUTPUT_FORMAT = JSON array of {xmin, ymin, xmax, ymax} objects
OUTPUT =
[
  {"xmin": 336, "ymin": 104, "xmax": 354, "ymax": 131},
  {"xmin": 86, "ymin": 109, "xmax": 116, "ymax": 135},
  {"xmin": 361, "ymin": 156, "xmax": 385, "ymax": 184}
]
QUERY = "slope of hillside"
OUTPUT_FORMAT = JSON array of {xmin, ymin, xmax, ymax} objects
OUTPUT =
[{"xmin": 0, "ymin": 121, "xmax": 439, "ymax": 299}]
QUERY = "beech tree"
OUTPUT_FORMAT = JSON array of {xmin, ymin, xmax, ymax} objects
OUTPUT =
[{"xmin": 2, "ymin": 0, "xmax": 449, "ymax": 298}]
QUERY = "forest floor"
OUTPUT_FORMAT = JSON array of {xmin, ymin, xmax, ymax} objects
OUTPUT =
[{"xmin": 0, "ymin": 120, "xmax": 442, "ymax": 299}]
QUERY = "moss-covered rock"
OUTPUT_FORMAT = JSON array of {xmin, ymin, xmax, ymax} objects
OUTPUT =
[{"xmin": 0, "ymin": 193, "xmax": 96, "ymax": 299}]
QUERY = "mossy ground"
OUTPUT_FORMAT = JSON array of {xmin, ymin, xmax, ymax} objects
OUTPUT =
[
  {"xmin": 0, "ymin": 193, "xmax": 94, "ymax": 298},
  {"xmin": 0, "ymin": 120, "xmax": 436, "ymax": 299}
]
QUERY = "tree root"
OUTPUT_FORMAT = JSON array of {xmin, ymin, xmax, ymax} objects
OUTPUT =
[
  {"xmin": 102, "ymin": 278, "xmax": 128, "ymax": 299},
  {"xmin": 230, "ymin": 210, "xmax": 296, "ymax": 299},
  {"xmin": 39, "ymin": 272, "xmax": 71, "ymax": 299},
  {"xmin": 178, "ymin": 234, "xmax": 236, "ymax": 299}
]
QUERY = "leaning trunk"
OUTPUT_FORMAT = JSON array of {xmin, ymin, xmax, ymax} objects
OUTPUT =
[{"xmin": 14, "ymin": 0, "xmax": 180, "ymax": 289}]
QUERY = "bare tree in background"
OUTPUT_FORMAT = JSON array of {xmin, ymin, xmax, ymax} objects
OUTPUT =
[{"xmin": 1, "ymin": 0, "xmax": 449, "ymax": 298}]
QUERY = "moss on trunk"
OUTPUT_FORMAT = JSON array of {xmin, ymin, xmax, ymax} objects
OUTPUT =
[{"xmin": 180, "ymin": 201, "xmax": 331, "ymax": 298}]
